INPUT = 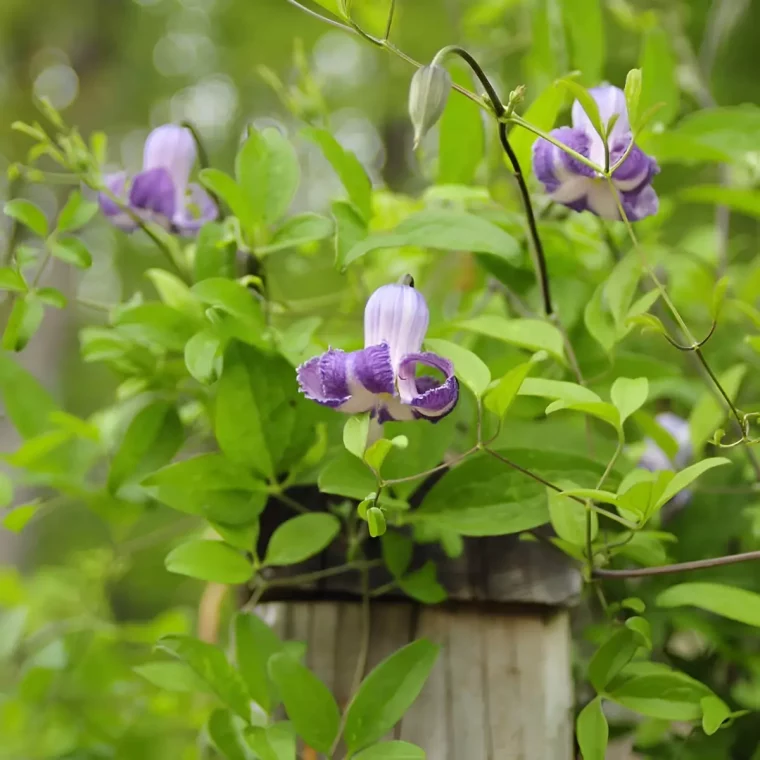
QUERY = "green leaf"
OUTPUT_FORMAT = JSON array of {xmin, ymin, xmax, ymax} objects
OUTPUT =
[
  {"xmin": 57, "ymin": 190, "xmax": 98, "ymax": 232},
  {"xmin": 701, "ymin": 695, "xmax": 731, "ymax": 736},
  {"xmin": 258, "ymin": 213, "xmax": 333, "ymax": 255},
  {"xmin": 157, "ymin": 635, "xmax": 252, "ymax": 719},
  {"xmin": 236, "ymin": 128, "xmax": 300, "ymax": 226},
  {"xmin": 194, "ymin": 221, "xmax": 237, "ymax": 281},
  {"xmin": 588, "ymin": 627, "xmax": 640, "ymax": 692},
  {"xmin": 548, "ymin": 483, "xmax": 597, "ymax": 546},
  {"xmin": 509, "ymin": 83, "xmax": 564, "ymax": 180},
  {"xmin": 557, "ymin": 80, "xmax": 604, "ymax": 144},
  {"xmin": 519, "ymin": 377, "xmax": 601, "ymax": 404},
  {"xmin": 268, "ymin": 653, "xmax": 340, "ymax": 754},
  {"xmin": 416, "ymin": 452, "xmax": 549, "ymax": 536},
  {"xmin": 545, "ymin": 400, "xmax": 621, "ymax": 433},
  {"xmin": 424, "ymin": 338, "xmax": 490, "ymax": 398},
  {"xmin": 624, "ymin": 69, "xmax": 643, "ymax": 128},
  {"xmin": 0, "ymin": 352, "xmax": 58, "ymax": 438},
  {"xmin": 484, "ymin": 360, "xmax": 535, "ymax": 419},
  {"xmin": 344, "ymin": 413, "xmax": 370, "ymax": 459},
  {"xmin": 625, "ymin": 616, "xmax": 652, "ymax": 649},
  {"xmin": 146, "ymin": 268, "xmax": 204, "ymax": 319},
  {"xmin": 165, "ymin": 540, "xmax": 252, "ymax": 584},
  {"xmin": 264, "ymin": 513, "xmax": 341, "ymax": 567},
  {"xmin": 343, "ymin": 210, "xmax": 520, "ymax": 269},
  {"xmin": 655, "ymin": 458, "xmax": 730, "ymax": 509},
  {"xmin": 398, "ymin": 561, "xmax": 446, "ymax": 604},
  {"xmin": 192, "ymin": 278, "xmax": 265, "ymax": 334},
  {"xmin": 457, "ymin": 316, "xmax": 565, "ymax": 364},
  {"xmin": 381, "ymin": 532, "xmax": 413, "ymax": 579},
  {"xmin": 246, "ymin": 723, "xmax": 297, "ymax": 760},
  {"xmin": 688, "ymin": 363, "xmax": 745, "ymax": 451},
  {"xmin": 0, "ymin": 267, "xmax": 26, "ymax": 292},
  {"xmin": 207, "ymin": 708, "xmax": 250, "ymax": 760},
  {"xmin": 235, "ymin": 611, "xmax": 284, "ymax": 714},
  {"xmin": 134, "ymin": 661, "xmax": 207, "ymax": 693},
  {"xmin": 367, "ymin": 506, "xmax": 387, "ymax": 538},
  {"xmin": 577, "ymin": 698, "xmax": 608, "ymax": 760},
  {"xmin": 214, "ymin": 344, "xmax": 298, "ymax": 478},
  {"xmin": 584, "ymin": 281, "xmax": 617, "ymax": 353},
  {"xmin": 199, "ymin": 169, "xmax": 253, "ymax": 232},
  {"xmin": 0, "ymin": 607, "xmax": 27, "ymax": 660},
  {"xmin": 610, "ymin": 377, "xmax": 649, "ymax": 425},
  {"xmin": 639, "ymin": 27, "xmax": 678, "ymax": 127},
  {"xmin": 51, "ymin": 237, "xmax": 92, "ymax": 269},
  {"xmin": 606, "ymin": 253, "xmax": 642, "ymax": 327},
  {"xmin": 353, "ymin": 742, "xmax": 426, "ymax": 760},
  {"xmin": 303, "ymin": 127, "xmax": 372, "ymax": 221},
  {"xmin": 185, "ymin": 329, "xmax": 222, "ymax": 384},
  {"xmin": 561, "ymin": 0, "xmax": 604, "ymax": 85},
  {"xmin": 333, "ymin": 200, "xmax": 368, "ymax": 270},
  {"xmin": 3, "ymin": 199, "xmax": 48, "ymax": 237},
  {"xmin": 108, "ymin": 400, "xmax": 182, "ymax": 491},
  {"xmin": 608, "ymin": 673, "xmax": 711, "ymax": 721},
  {"xmin": 682, "ymin": 185, "xmax": 760, "ymax": 219},
  {"xmin": 344, "ymin": 639, "xmax": 439, "ymax": 753},
  {"xmin": 3, "ymin": 501, "xmax": 40, "ymax": 533},
  {"xmin": 3, "ymin": 294, "xmax": 44, "ymax": 351},
  {"xmin": 656, "ymin": 582, "xmax": 760, "ymax": 628},
  {"xmin": 438, "ymin": 63, "xmax": 484, "ymax": 185},
  {"xmin": 36, "ymin": 287, "xmax": 66, "ymax": 309}
]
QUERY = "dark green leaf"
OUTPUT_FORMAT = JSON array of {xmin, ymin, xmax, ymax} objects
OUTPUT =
[
  {"xmin": 268, "ymin": 653, "xmax": 340, "ymax": 754},
  {"xmin": 263, "ymin": 513, "xmax": 341, "ymax": 567},
  {"xmin": 344, "ymin": 639, "xmax": 439, "ymax": 753},
  {"xmin": 399, "ymin": 561, "xmax": 446, "ymax": 604},
  {"xmin": 381, "ymin": 532, "xmax": 413, "ymax": 579}
]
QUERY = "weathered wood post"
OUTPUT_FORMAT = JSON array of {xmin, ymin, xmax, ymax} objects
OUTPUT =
[{"xmin": 261, "ymin": 533, "xmax": 580, "ymax": 759}]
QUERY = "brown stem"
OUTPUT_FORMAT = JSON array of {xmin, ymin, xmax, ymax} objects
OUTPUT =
[{"xmin": 594, "ymin": 550, "xmax": 760, "ymax": 578}]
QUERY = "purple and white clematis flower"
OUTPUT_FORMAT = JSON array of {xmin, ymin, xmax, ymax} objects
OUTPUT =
[
  {"xmin": 99, "ymin": 124, "xmax": 218, "ymax": 236},
  {"xmin": 532, "ymin": 85, "xmax": 660, "ymax": 221},
  {"xmin": 639, "ymin": 412, "xmax": 692, "ymax": 509},
  {"xmin": 297, "ymin": 281, "xmax": 459, "ymax": 423}
]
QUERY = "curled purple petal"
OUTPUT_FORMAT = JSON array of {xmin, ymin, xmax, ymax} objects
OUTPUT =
[
  {"xmin": 99, "ymin": 172, "xmax": 137, "ymax": 231},
  {"xmin": 297, "ymin": 349, "xmax": 351, "ymax": 409},
  {"xmin": 143, "ymin": 125, "xmax": 196, "ymax": 205},
  {"xmin": 364, "ymin": 284, "xmax": 429, "ymax": 368},
  {"xmin": 610, "ymin": 139, "xmax": 660, "ymax": 194},
  {"xmin": 397, "ymin": 351, "xmax": 459, "ymax": 420},
  {"xmin": 129, "ymin": 167, "xmax": 176, "ymax": 221},
  {"xmin": 353, "ymin": 343, "xmax": 395, "ymax": 395},
  {"xmin": 620, "ymin": 184, "xmax": 659, "ymax": 222},
  {"xmin": 173, "ymin": 183, "xmax": 219, "ymax": 236}
]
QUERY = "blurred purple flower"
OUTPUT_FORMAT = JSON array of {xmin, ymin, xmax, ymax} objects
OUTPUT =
[
  {"xmin": 297, "ymin": 281, "xmax": 458, "ymax": 423},
  {"xmin": 532, "ymin": 85, "xmax": 659, "ymax": 221},
  {"xmin": 99, "ymin": 124, "xmax": 217, "ymax": 236}
]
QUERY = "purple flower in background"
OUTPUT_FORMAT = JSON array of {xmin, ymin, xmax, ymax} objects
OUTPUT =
[
  {"xmin": 532, "ymin": 85, "xmax": 659, "ymax": 221},
  {"xmin": 99, "ymin": 125, "xmax": 218, "ymax": 236},
  {"xmin": 640, "ymin": 412, "xmax": 692, "ymax": 509},
  {"xmin": 297, "ymin": 281, "xmax": 459, "ymax": 423}
]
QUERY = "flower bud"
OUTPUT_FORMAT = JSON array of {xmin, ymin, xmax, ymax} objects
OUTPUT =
[{"xmin": 408, "ymin": 64, "xmax": 452, "ymax": 149}]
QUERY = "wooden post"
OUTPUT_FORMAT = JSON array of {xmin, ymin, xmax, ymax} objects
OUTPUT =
[{"xmin": 263, "ymin": 533, "xmax": 580, "ymax": 759}]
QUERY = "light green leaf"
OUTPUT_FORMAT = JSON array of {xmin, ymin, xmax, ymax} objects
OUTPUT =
[
  {"xmin": 0, "ymin": 352, "xmax": 58, "ymax": 438},
  {"xmin": 36, "ymin": 287, "xmax": 66, "ymax": 309},
  {"xmin": 424, "ymin": 338, "xmax": 490, "ymax": 398},
  {"xmin": 655, "ymin": 458, "xmax": 730, "ymax": 509},
  {"xmin": 157, "ymin": 635, "xmax": 252, "ymax": 719},
  {"xmin": 343, "ymin": 210, "xmax": 520, "ymax": 269},
  {"xmin": 192, "ymin": 278, "xmax": 265, "ymax": 334},
  {"xmin": 235, "ymin": 611, "xmax": 284, "ymax": 714},
  {"xmin": 701, "ymin": 695, "xmax": 731, "ymax": 736},
  {"xmin": 344, "ymin": 413, "xmax": 370, "ymax": 459},
  {"xmin": 146, "ymin": 268, "xmax": 204, "ymax": 319},
  {"xmin": 584, "ymin": 281, "xmax": 616, "ymax": 353},
  {"xmin": 656, "ymin": 582, "xmax": 760, "ymax": 628},
  {"xmin": 438, "ymin": 63, "xmax": 484, "ymax": 185},
  {"xmin": 344, "ymin": 639, "xmax": 439, "ymax": 753},
  {"xmin": 557, "ymin": 79, "xmax": 604, "ymax": 143},
  {"xmin": 3, "ymin": 294, "xmax": 44, "ymax": 351},
  {"xmin": 484, "ymin": 360, "xmax": 535, "ymax": 419},
  {"xmin": 688, "ymin": 364, "xmax": 745, "ymax": 451},
  {"xmin": 198, "ymin": 169, "xmax": 253, "ymax": 234},
  {"xmin": 606, "ymin": 253, "xmax": 642, "ymax": 327},
  {"xmin": 246, "ymin": 722, "xmax": 297, "ymax": 760},
  {"xmin": 3, "ymin": 501, "xmax": 40, "ymax": 533},
  {"xmin": 682, "ymin": 185, "xmax": 760, "ymax": 219},
  {"xmin": 608, "ymin": 673, "xmax": 711, "ymax": 721},
  {"xmin": 354, "ymin": 742, "xmax": 426, "ymax": 760},
  {"xmin": 545, "ymin": 400, "xmax": 621, "ymax": 433},
  {"xmin": 185, "ymin": 329, "xmax": 222, "ymax": 384},
  {"xmin": 3, "ymin": 199, "xmax": 48, "ymax": 237},
  {"xmin": 304, "ymin": 127, "xmax": 372, "ymax": 221},
  {"xmin": 577, "ymin": 698, "xmax": 608, "ymax": 760},
  {"xmin": 561, "ymin": 0, "xmax": 604, "ymax": 85},
  {"xmin": 165, "ymin": 540, "xmax": 253, "ymax": 584},
  {"xmin": 610, "ymin": 377, "xmax": 649, "ymax": 425},
  {"xmin": 548, "ymin": 483, "xmax": 597, "ymax": 546},
  {"xmin": 0, "ymin": 267, "xmax": 26, "ymax": 292},
  {"xmin": 367, "ymin": 506, "xmax": 386, "ymax": 538},
  {"xmin": 518, "ymin": 377, "xmax": 601, "ymax": 404},
  {"xmin": 207, "ymin": 708, "xmax": 250, "ymax": 760},
  {"xmin": 639, "ymin": 27, "xmax": 678, "ymax": 127},
  {"xmin": 588, "ymin": 627, "xmax": 640, "ymax": 692},
  {"xmin": 51, "ymin": 237, "xmax": 92, "ymax": 269},
  {"xmin": 264, "ymin": 513, "xmax": 341, "ymax": 567},
  {"xmin": 134, "ymin": 661, "xmax": 207, "ymax": 693},
  {"xmin": 457, "ymin": 316, "xmax": 565, "ymax": 364},
  {"xmin": 57, "ymin": 190, "xmax": 98, "ymax": 232},
  {"xmin": 268, "ymin": 653, "xmax": 340, "ymax": 754},
  {"xmin": 398, "ymin": 561, "xmax": 446, "ymax": 604},
  {"xmin": 258, "ymin": 213, "xmax": 333, "ymax": 255},
  {"xmin": 194, "ymin": 222, "xmax": 237, "ymax": 281},
  {"xmin": 624, "ymin": 69, "xmax": 643, "ymax": 129},
  {"xmin": 333, "ymin": 200, "xmax": 368, "ymax": 269}
]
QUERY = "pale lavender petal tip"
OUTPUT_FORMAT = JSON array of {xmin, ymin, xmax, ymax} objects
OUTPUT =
[
  {"xmin": 364, "ymin": 284, "xmax": 429, "ymax": 361},
  {"xmin": 533, "ymin": 127, "xmax": 594, "ymax": 194},
  {"xmin": 143, "ymin": 124, "xmax": 196, "ymax": 192}
]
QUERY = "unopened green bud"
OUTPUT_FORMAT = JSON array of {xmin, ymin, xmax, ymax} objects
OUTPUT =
[{"xmin": 409, "ymin": 64, "xmax": 452, "ymax": 149}]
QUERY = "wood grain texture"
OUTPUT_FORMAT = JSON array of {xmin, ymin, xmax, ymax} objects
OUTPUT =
[{"xmin": 261, "ymin": 600, "xmax": 574, "ymax": 760}]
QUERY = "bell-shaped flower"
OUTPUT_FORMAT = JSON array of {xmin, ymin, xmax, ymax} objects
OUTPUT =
[
  {"xmin": 297, "ymin": 282, "xmax": 459, "ymax": 423},
  {"xmin": 532, "ymin": 85, "xmax": 659, "ymax": 221},
  {"xmin": 99, "ymin": 124, "xmax": 218, "ymax": 236},
  {"xmin": 639, "ymin": 412, "xmax": 692, "ymax": 510}
]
